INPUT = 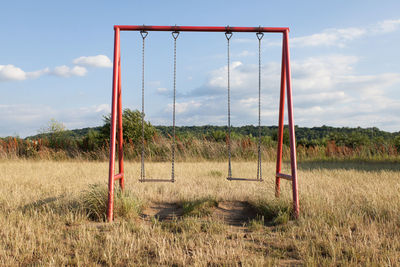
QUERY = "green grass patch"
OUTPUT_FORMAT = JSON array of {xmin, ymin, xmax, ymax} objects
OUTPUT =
[
  {"xmin": 181, "ymin": 197, "xmax": 218, "ymax": 217},
  {"xmin": 250, "ymin": 199, "xmax": 292, "ymax": 226},
  {"xmin": 161, "ymin": 217, "xmax": 200, "ymax": 234},
  {"xmin": 81, "ymin": 183, "xmax": 143, "ymax": 222},
  {"xmin": 247, "ymin": 215, "xmax": 265, "ymax": 231},
  {"xmin": 160, "ymin": 217, "xmax": 224, "ymax": 234},
  {"xmin": 208, "ymin": 170, "xmax": 223, "ymax": 177}
]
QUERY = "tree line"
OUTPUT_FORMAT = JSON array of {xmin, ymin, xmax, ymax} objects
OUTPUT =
[{"xmin": 1, "ymin": 109, "xmax": 400, "ymax": 160}]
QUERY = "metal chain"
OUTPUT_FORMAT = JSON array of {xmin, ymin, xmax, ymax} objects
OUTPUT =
[
  {"xmin": 256, "ymin": 31, "xmax": 264, "ymax": 181},
  {"xmin": 225, "ymin": 30, "xmax": 232, "ymax": 179},
  {"xmin": 171, "ymin": 31, "xmax": 179, "ymax": 182},
  {"xmin": 140, "ymin": 30, "xmax": 148, "ymax": 181}
]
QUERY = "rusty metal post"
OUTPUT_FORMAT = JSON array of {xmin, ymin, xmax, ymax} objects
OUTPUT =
[
  {"xmin": 107, "ymin": 27, "xmax": 120, "ymax": 222},
  {"xmin": 284, "ymin": 30, "xmax": 299, "ymax": 218},
  {"xmin": 275, "ymin": 35, "xmax": 286, "ymax": 198}
]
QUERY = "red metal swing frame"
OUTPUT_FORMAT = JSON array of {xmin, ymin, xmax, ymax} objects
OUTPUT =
[{"xmin": 107, "ymin": 25, "xmax": 299, "ymax": 222}]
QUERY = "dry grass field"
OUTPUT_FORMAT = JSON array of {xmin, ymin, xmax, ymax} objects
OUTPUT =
[{"xmin": 1, "ymin": 159, "xmax": 400, "ymax": 266}]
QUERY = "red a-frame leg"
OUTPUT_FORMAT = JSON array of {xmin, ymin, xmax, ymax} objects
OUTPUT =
[
  {"xmin": 117, "ymin": 46, "xmax": 124, "ymax": 191},
  {"xmin": 107, "ymin": 27, "xmax": 124, "ymax": 222},
  {"xmin": 275, "ymin": 30, "xmax": 299, "ymax": 218}
]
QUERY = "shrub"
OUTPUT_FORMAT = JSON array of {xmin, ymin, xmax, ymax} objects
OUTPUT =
[
  {"xmin": 250, "ymin": 199, "xmax": 292, "ymax": 226},
  {"xmin": 101, "ymin": 109, "xmax": 156, "ymax": 146},
  {"xmin": 81, "ymin": 183, "xmax": 143, "ymax": 221}
]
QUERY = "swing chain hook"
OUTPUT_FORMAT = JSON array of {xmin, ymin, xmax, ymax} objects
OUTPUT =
[
  {"xmin": 140, "ymin": 30, "xmax": 148, "ymax": 39},
  {"xmin": 172, "ymin": 31, "xmax": 180, "ymax": 40},
  {"xmin": 256, "ymin": 26, "xmax": 264, "ymax": 40},
  {"xmin": 225, "ymin": 25, "xmax": 232, "ymax": 40},
  {"xmin": 172, "ymin": 25, "xmax": 180, "ymax": 40}
]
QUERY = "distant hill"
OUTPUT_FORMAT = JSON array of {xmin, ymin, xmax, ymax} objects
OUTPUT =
[
  {"xmin": 25, "ymin": 125, "xmax": 399, "ymax": 142},
  {"xmin": 26, "ymin": 126, "xmax": 103, "ymax": 140}
]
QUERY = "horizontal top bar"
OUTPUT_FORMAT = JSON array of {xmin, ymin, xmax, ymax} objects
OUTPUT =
[{"xmin": 115, "ymin": 25, "xmax": 289, "ymax": 33}]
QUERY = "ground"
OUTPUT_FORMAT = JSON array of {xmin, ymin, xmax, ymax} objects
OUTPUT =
[{"xmin": 0, "ymin": 160, "xmax": 399, "ymax": 266}]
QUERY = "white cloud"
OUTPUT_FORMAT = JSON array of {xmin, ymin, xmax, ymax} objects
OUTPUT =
[
  {"xmin": 166, "ymin": 100, "xmax": 202, "ymax": 115},
  {"xmin": 157, "ymin": 87, "xmax": 168, "ymax": 93},
  {"xmin": 0, "ymin": 65, "xmax": 27, "ymax": 81},
  {"xmin": 148, "ymin": 81, "xmax": 161, "ymax": 87},
  {"xmin": 295, "ymin": 91, "xmax": 350, "ymax": 108},
  {"xmin": 291, "ymin": 55, "xmax": 359, "ymax": 90},
  {"xmin": 0, "ymin": 64, "xmax": 86, "ymax": 82},
  {"xmin": 240, "ymin": 97, "xmax": 258, "ymax": 106},
  {"xmin": 94, "ymin": 104, "xmax": 110, "ymax": 113},
  {"xmin": 0, "ymin": 104, "xmax": 110, "ymax": 137},
  {"xmin": 73, "ymin": 55, "xmax": 112, "ymax": 68},
  {"xmin": 1, "ymin": 54, "xmax": 110, "ymax": 83},
  {"xmin": 236, "ymin": 50, "xmax": 255, "ymax": 57},
  {"xmin": 206, "ymin": 61, "xmax": 274, "ymax": 90},
  {"xmin": 152, "ymin": 54, "xmax": 400, "ymax": 132},
  {"xmin": 374, "ymin": 19, "xmax": 400, "ymax": 33},
  {"xmin": 51, "ymin": 65, "xmax": 87, "ymax": 77},
  {"xmin": 291, "ymin": 27, "xmax": 366, "ymax": 47},
  {"xmin": 284, "ymin": 18, "xmax": 400, "ymax": 47},
  {"xmin": 26, "ymin": 68, "xmax": 50, "ymax": 79},
  {"xmin": 0, "ymin": 64, "xmax": 50, "ymax": 81}
]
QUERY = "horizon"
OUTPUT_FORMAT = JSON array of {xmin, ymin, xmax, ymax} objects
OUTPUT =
[
  {"xmin": 15, "ymin": 120, "xmax": 398, "ymax": 140},
  {"xmin": 1, "ymin": 1, "xmax": 400, "ymax": 137}
]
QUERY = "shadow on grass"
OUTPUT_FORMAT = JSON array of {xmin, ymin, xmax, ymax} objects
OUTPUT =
[
  {"xmin": 21, "ymin": 195, "xmax": 81, "ymax": 217},
  {"xmin": 248, "ymin": 199, "xmax": 293, "ymax": 227},
  {"xmin": 21, "ymin": 196, "xmax": 63, "ymax": 213},
  {"xmin": 21, "ymin": 183, "xmax": 143, "ymax": 222},
  {"xmin": 141, "ymin": 203, "xmax": 184, "ymax": 221},
  {"xmin": 298, "ymin": 159, "xmax": 400, "ymax": 172}
]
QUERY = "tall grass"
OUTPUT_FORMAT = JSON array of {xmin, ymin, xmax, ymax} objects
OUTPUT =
[
  {"xmin": 81, "ymin": 183, "xmax": 143, "ymax": 221},
  {"xmin": 1, "ymin": 135, "xmax": 399, "ymax": 162},
  {"xmin": 1, "ymin": 160, "xmax": 399, "ymax": 265}
]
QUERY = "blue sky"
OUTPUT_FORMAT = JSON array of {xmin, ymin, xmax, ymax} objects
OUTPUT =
[{"xmin": 1, "ymin": 0, "xmax": 400, "ymax": 137}]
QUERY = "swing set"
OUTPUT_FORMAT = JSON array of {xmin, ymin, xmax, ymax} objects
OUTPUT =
[{"xmin": 107, "ymin": 25, "xmax": 299, "ymax": 222}]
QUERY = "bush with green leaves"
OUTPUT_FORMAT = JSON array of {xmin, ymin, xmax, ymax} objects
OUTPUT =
[
  {"xmin": 101, "ymin": 108, "xmax": 156, "ymax": 145},
  {"xmin": 210, "ymin": 130, "xmax": 226, "ymax": 142},
  {"xmin": 394, "ymin": 135, "xmax": 400, "ymax": 152},
  {"xmin": 39, "ymin": 119, "xmax": 76, "ymax": 150}
]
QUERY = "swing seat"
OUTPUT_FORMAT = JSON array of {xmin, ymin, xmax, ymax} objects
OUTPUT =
[
  {"xmin": 227, "ymin": 177, "xmax": 263, "ymax": 182},
  {"xmin": 224, "ymin": 31, "xmax": 264, "ymax": 184},
  {"xmin": 137, "ymin": 30, "xmax": 179, "ymax": 185},
  {"xmin": 139, "ymin": 179, "xmax": 175, "ymax": 183}
]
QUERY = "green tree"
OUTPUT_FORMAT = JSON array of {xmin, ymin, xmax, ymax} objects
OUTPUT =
[
  {"xmin": 81, "ymin": 129, "xmax": 103, "ymax": 151},
  {"xmin": 272, "ymin": 128, "xmax": 290, "ymax": 145},
  {"xmin": 210, "ymin": 130, "xmax": 226, "ymax": 142},
  {"xmin": 101, "ymin": 109, "xmax": 156, "ymax": 144},
  {"xmin": 346, "ymin": 132, "xmax": 370, "ymax": 148},
  {"xmin": 39, "ymin": 119, "xmax": 69, "ymax": 149},
  {"xmin": 394, "ymin": 135, "xmax": 400, "ymax": 152},
  {"xmin": 41, "ymin": 118, "xmax": 66, "ymax": 133}
]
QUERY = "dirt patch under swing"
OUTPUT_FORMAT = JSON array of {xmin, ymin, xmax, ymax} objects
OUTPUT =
[{"xmin": 141, "ymin": 201, "xmax": 258, "ymax": 226}]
